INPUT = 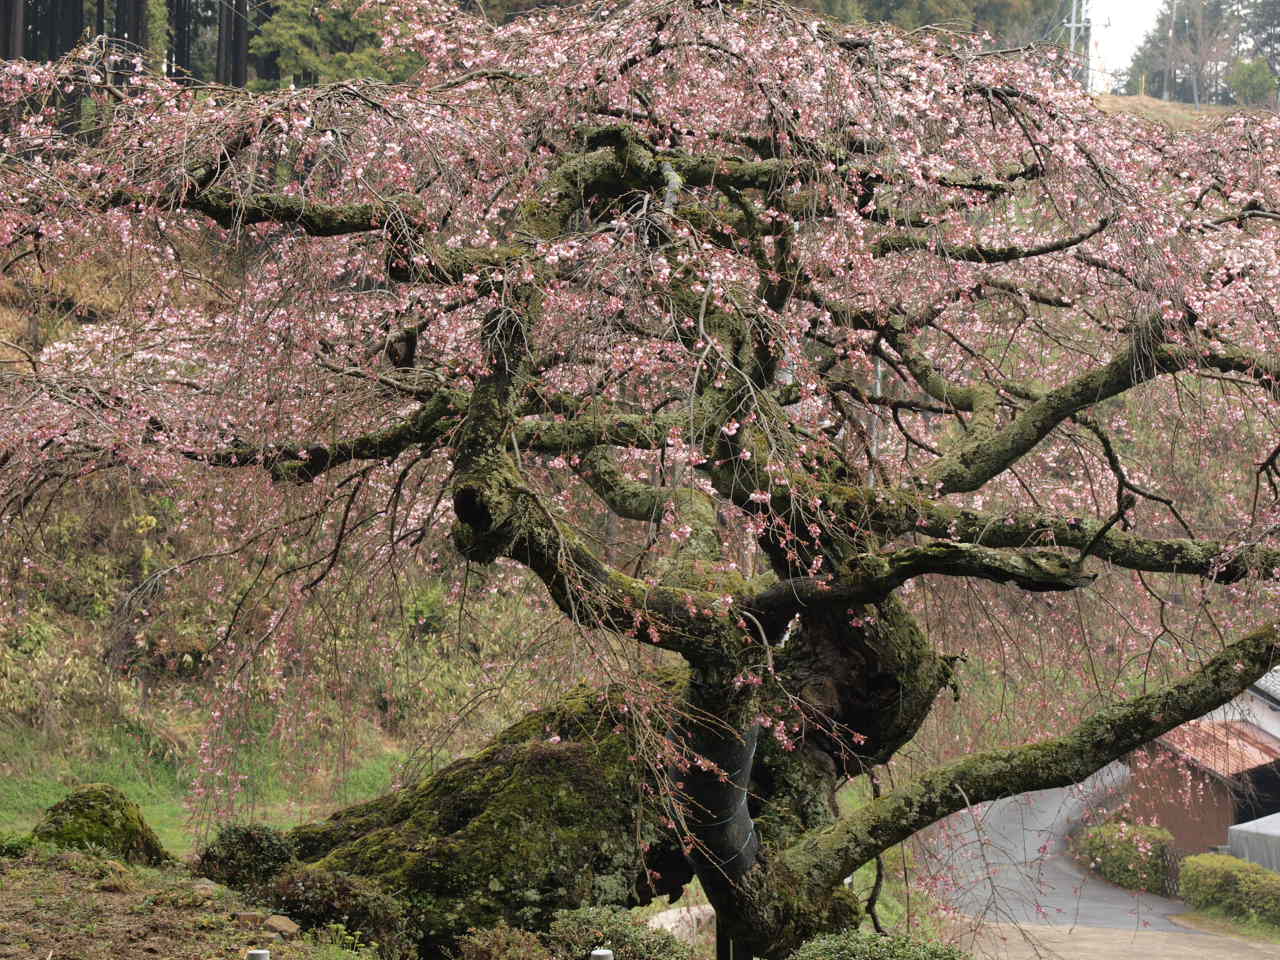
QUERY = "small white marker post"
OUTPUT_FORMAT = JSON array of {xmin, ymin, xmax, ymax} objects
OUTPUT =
[
  {"xmin": 590, "ymin": 950, "xmax": 615, "ymax": 960},
  {"xmin": 246, "ymin": 951, "xmax": 270, "ymax": 960}
]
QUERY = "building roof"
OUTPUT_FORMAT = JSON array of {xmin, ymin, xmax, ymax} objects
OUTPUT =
[
  {"xmin": 1157, "ymin": 720, "xmax": 1280, "ymax": 779},
  {"xmin": 1253, "ymin": 668, "xmax": 1280, "ymax": 707}
]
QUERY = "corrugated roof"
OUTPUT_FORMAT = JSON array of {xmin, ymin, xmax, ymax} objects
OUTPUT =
[
  {"xmin": 1157, "ymin": 720, "xmax": 1280, "ymax": 779},
  {"xmin": 1253, "ymin": 668, "xmax": 1280, "ymax": 705}
]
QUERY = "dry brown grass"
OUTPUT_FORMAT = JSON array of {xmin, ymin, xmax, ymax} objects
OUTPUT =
[{"xmin": 1094, "ymin": 93, "xmax": 1259, "ymax": 131}]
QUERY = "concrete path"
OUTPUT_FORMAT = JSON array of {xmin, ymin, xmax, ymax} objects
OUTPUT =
[
  {"xmin": 955, "ymin": 921, "xmax": 1280, "ymax": 960},
  {"xmin": 941, "ymin": 766, "xmax": 1280, "ymax": 957},
  {"xmin": 943, "ymin": 764, "xmax": 1193, "ymax": 931}
]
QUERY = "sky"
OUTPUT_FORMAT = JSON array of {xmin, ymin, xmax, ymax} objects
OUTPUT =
[{"xmin": 1088, "ymin": 0, "xmax": 1165, "ymax": 89}]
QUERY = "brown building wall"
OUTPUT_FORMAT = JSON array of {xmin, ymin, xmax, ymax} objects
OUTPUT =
[{"xmin": 1125, "ymin": 754, "xmax": 1236, "ymax": 854}]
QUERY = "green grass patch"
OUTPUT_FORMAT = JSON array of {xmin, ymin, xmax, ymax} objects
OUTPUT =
[
  {"xmin": 0, "ymin": 719, "xmax": 404, "ymax": 857},
  {"xmin": 1178, "ymin": 907, "xmax": 1280, "ymax": 945}
]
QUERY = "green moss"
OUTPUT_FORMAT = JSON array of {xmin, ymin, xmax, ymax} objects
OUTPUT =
[
  {"xmin": 32, "ymin": 783, "xmax": 172, "ymax": 866},
  {"xmin": 287, "ymin": 682, "xmax": 691, "ymax": 955}
]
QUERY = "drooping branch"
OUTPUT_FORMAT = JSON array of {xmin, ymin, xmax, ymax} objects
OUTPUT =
[
  {"xmin": 870, "ymin": 217, "xmax": 1112, "ymax": 263},
  {"xmin": 191, "ymin": 391, "xmax": 464, "ymax": 482}
]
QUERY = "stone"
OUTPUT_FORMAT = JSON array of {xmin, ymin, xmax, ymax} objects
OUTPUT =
[
  {"xmin": 264, "ymin": 914, "xmax": 300, "ymax": 939},
  {"xmin": 645, "ymin": 904, "xmax": 716, "ymax": 945},
  {"xmin": 232, "ymin": 911, "xmax": 268, "ymax": 927}
]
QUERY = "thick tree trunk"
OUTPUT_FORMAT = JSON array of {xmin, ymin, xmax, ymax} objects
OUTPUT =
[{"xmin": 0, "ymin": 0, "xmax": 21, "ymax": 60}]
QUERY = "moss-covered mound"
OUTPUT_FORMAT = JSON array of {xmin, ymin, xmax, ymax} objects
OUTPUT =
[
  {"xmin": 33, "ymin": 783, "xmax": 171, "ymax": 865},
  {"xmin": 287, "ymin": 684, "xmax": 692, "ymax": 955}
]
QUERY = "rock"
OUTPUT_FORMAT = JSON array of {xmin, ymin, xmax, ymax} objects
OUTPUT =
[
  {"xmin": 264, "ymin": 914, "xmax": 300, "ymax": 939},
  {"xmin": 646, "ymin": 904, "xmax": 716, "ymax": 944},
  {"xmin": 232, "ymin": 911, "xmax": 268, "ymax": 927},
  {"xmin": 191, "ymin": 880, "xmax": 219, "ymax": 899},
  {"xmin": 32, "ymin": 784, "xmax": 172, "ymax": 866}
]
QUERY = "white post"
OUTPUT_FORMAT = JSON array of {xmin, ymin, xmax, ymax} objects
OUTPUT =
[
  {"xmin": 591, "ymin": 951, "xmax": 615, "ymax": 960},
  {"xmin": 246, "ymin": 951, "xmax": 270, "ymax": 960}
]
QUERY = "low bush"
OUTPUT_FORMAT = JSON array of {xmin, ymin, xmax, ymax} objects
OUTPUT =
[
  {"xmin": 195, "ymin": 822, "xmax": 295, "ymax": 890},
  {"xmin": 1242, "ymin": 868, "xmax": 1280, "ymax": 926},
  {"xmin": 456, "ymin": 921, "xmax": 554, "ymax": 960},
  {"xmin": 458, "ymin": 907, "xmax": 689, "ymax": 960},
  {"xmin": 1073, "ymin": 822, "xmax": 1174, "ymax": 894},
  {"xmin": 786, "ymin": 929, "xmax": 972, "ymax": 960},
  {"xmin": 0, "ymin": 831, "xmax": 34, "ymax": 858},
  {"xmin": 1180, "ymin": 852, "xmax": 1280, "ymax": 925},
  {"xmin": 545, "ymin": 907, "xmax": 691, "ymax": 960},
  {"xmin": 264, "ymin": 864, "xmax": 417, "ymax": 960}
]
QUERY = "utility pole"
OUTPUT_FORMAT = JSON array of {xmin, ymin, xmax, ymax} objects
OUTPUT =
[
  {"xmin": 1165, "ymin": 0, "xmax": 1177, "ymax": 100},
  {"xmin": 1065, "ymin": 0, "xmax": 1091, "ymax": 89}
]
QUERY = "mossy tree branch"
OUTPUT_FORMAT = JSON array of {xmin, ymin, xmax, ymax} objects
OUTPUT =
[
  {"xmin": 830, "ymin": 484, "xmax": 1280, "ymax": 583},
  {"xmin": 745, "ymin": 543, "xmax": 1093, "ymax": 633}
]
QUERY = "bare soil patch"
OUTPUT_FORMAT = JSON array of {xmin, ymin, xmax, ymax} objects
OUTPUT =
[{"xmin": 0, "ymin": 848, "xmax": 332, "ymax": 960}]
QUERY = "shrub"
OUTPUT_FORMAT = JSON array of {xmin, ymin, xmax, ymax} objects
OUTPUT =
[
  {"xmin": 1227, "ymin": 57, "xmax": 1277, "ymax": 106},
  {"xmin": 264, "ymin": 864, "xmax": 417, "ymax": 960},
  {"xmin": 0, "ymin": 831, "xmax": 34, "ymax": 858},
  {"xmin": 786, "ymin": 929, "xmax": 972, "ymax": 960},
  {"xmin": 196, "ymin": 822, "xmax": 296, "ymax": 890},
  {"xmin": 1180, "ymin": 852, "xmax": 1280, "ymax": 925},
  {"xmin": 1073, "ymin": 822, "xmax": 1173, "ymax": 894},
  {"xmin": 456, "ymin": 921, "xmax": 554, "ymax": 960},
  {"xmin": 544, "ymin": 907, "xmax": 692, "ymax": 960},
  {"xmin": 1241, "ymin": 869, "xmax": 1280, "ymax": 926}
]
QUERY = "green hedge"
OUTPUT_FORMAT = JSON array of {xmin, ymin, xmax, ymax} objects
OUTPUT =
[
  {"xmin": 1181, "ymin": 853, "xmax": 1280, "ymax": 925},
  {"xmin": 785, "ymin": 930, "xmax": 971, "ymax": 960},
  {"xmin": 1074, "ymin": 822, "xmax": 1174, "ymax": 894}
]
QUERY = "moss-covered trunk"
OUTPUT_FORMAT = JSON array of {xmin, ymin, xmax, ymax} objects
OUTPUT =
[{"xmin": 279, "ymin": 592, "xmax": 951, "ymax": 957}]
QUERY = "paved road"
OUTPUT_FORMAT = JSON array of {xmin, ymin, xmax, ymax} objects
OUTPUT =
[
  {"xmin": 942, "ymin": 763, "xmax": 1192, "ymax": 932},
  {"xmin": 955, "ymin": 922, "xmax": 1280, "ymax": 960},
  {"xmin": 940, "ymin": 764, "xmax": 1280, "ymax": 958}
]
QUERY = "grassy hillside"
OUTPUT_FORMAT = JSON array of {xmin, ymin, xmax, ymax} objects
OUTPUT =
[{"xmin": 1094, "ymin": 93, "xmax": 1253, "ymax": 130}]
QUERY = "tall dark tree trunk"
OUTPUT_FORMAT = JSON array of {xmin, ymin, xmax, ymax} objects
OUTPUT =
[
  {"xmin": 168, "ymin": 0, "xmax": 191, "ymax": 76},
  {"xmin": 0, "ymin": 0, "xmax": 22, "ymax": 59},
  {"xmin": 216, "ymin": 0, "xmax": 246, "ymax": 85}
]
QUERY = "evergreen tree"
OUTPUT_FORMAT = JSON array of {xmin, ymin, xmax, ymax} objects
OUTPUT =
[
  {"xmin": 1246, "ymin": 0, "xmax": 1280, "ymax": 72},
  {"xmin": 1125, "ymin": 0, "xmax": 1242, "ymax": 104},
  {"xmin": 859, "ymin": 0, "xmax": 1059, "ymax": 40},
  {"xmin": 250, "ymin": 0, "xmax": 417, "ymax": 86}
]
